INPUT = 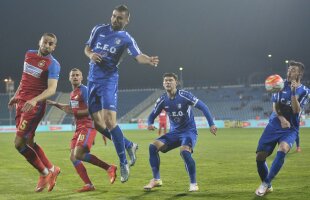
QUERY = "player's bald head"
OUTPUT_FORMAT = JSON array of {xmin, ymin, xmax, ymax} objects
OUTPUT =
[
  {"xmin": 114, "ymin": 4, "xmax": 130, "ymax": 18},
  {"xmin": 41, "ymin": 33, "xmax": 57, "ymax": 44}
]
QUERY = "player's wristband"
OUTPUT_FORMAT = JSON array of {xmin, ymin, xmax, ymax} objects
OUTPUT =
[{"xmin": 291, "ymin": 90, "xmax": 296, "ymax": 96}]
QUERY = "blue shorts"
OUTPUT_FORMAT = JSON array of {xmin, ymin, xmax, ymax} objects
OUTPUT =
[
  {"xmin": 87, "ymin": 80, "xmax": 118, "ymax": 114},
  {"xmin": 156, "ymin": 130, "xmax": 197, "ymax": 153},
  {"xmin": 256, "ymin": 124, "xmax": 298, "ymax": 154}
]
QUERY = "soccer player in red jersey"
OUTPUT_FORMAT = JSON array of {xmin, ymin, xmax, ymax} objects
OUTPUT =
[
  {"xmin": 47, "ymin": 68, "xmax": 117, "ymax": 192},
  {"xmin": 158, "ymin": 110, "xmax": 167, "ymax": 135},
  {"xmin": 8, "ymin": 33, "xmax": 61, "ymax": 192}
]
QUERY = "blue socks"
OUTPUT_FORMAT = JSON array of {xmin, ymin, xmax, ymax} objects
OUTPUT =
[
  {"xmin": 295, "ymin": 135, "xmax": 300, "ymax": 147},
  {"xmin": 110, "ymin": 125, "xmax": 127, "ymax": 165},
  {"xmin": 101, "ymin": 128, "xmax": 133, "ymax": 149},
  {"xmin": 180, "ymin": 150, "xmax": 196, "ymax": 183},
  {"xmin": 149, "ymin": 144, "xmax": 160, "ymax": 179},
  {"xmin": 256, "ymin": 160, "xmax": 269, "ymax": 182},
  {"xmin": 264, "ymin": 151, "xmax": 286, "ymax": 184}
]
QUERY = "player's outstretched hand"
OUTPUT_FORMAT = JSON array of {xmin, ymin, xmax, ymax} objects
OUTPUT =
[
  {"xmin": 150, "ymin": 56, "xmax": 159, "ymax": 67},
  {"xmin": 147, "ymin": 125, "xmax": 157, "ymax": 131},
  {"xmin": 8, "ymin": 96, "xmax": 18, "ymax": 110},
  {"xmin": 46, "ymin": 99, "xmax": 56, "ymax": 105},
  {"xmin": 210, "ymin": 125, "xmax": 217, "ymax": 136}
]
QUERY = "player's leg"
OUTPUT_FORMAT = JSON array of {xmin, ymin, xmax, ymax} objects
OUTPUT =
[
  {"xmin": 144, "ymin": 140, "xmax": 165, "ymax": 190},
  {"xmin": 158, "ymin": 124, "xmax": 162, "ymax": 135},
  {"xmin": 179, "ymin": 133, "xmax": 198, "ymax": 192},
  {"xmin": 95, "ymin": 125, "xmax": 138, "ymax": 166},
  {"xmin": 264, "ymin": 132, "xmax": 296, "ymax": 186},
  {"xmin": 14, "ymin": 103, "xmax": 52, "ymax": 192},
  {"xmin": 255, "ymin": 125, "xmax": 278, "ymax": 196},
  {"xmin": 70, "ymin": 131, "xmax": 94, "ymax": 192},
  {"xmin": 74, "ymin": 128, "xmax": 117, "ymax": 184},
  {"xmin": 295, "ymin": 134, "xmax": 301, "ymax": 152},
  {"xmin": 70, "ymin": 148, "xmax": 95, "ymax": 192},
  {"xmin": 103, "ymin": 109, "xmax": 130, "ymax": 182}
]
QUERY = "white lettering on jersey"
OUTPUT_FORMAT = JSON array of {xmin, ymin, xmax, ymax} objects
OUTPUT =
[
  {"xmin": 23, "ymin": 62, "xmax": 43, "ymax": 78},
  {"xmin": 70, "ymin": 100, "xmax": 79, "ymax": 108},
  {"xmin": 95, "ymin": 42, "xmax": 117, "ymax": 54}
]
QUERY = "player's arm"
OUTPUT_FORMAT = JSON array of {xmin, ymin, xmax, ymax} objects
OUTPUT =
[
  {"xmin": 47, "ymin": 100, "xmax": 69, "ymax": 111},
  {"xmin": 290, "ymin": 80, "xmax": 301, "ymax": 114},
  {"xmin": 21, "ymin": 79, "xmax": 58, "ymax": 112},
  {"xmin": 147, "ymin": 98, "xmax": 164, "ymax": 130},
  {"xmin": 135, "ymin": 54, "xmax": 159, "ymax": 67},
  {"xmin": 84, "ymin": 45, "xmax": 102, "ymax": 63},
  {"xmin": 73, "ymin": 109, "xmax": 89, "ymax": 117},
  {"xmin": 195, "ymin": 100, "xmax": 217, "ymax": 135},
  {"xmin": 8, "ymin": 83, "xmax": 21, "ymax": 109},
  {"xmin": 273, "ymin": 103, "xmax": 291, "ymax": 128}
]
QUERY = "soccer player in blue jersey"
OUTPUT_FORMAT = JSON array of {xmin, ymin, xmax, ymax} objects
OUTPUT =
[
  {"xmin": 84, "ymin": 4, "xmax": 159, "ymax": 183},
  {"xmin": 144, "ymin": 73, "xmax": 217, "ymax": 192},
  {"xmin": 255, "ymin": 61, "xmax": 310, "ymax": 197}
]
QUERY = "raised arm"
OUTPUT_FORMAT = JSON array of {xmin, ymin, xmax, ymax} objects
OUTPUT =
[
  {"xmin": 290, "ymin": 80, "xmax": 301, "ymax": 114},
  {"xmin": 135, "ymin": 54, "xmax": 159, "ymax": 67},
  {"xmin": 195, "ymin": 100, "xmax": 217, "ymax": 135}
]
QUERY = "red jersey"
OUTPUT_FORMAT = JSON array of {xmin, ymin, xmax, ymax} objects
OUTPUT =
[
  {"xmin": 16, "ymin": 50, "xmax": 60, "ymax": 100},
  {"xmin": 70, "ymin": 84, "xmax": 93, "ymax": 129},
  {"xmin": 159, "ymin": 110, "xmax": 167, "ymax": 124}
]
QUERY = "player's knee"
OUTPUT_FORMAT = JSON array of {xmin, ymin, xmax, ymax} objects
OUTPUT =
[
  {"xmin": 94, "ymin": 122, "xmax": 106, "ymax": 131},
  {"xmin": 278, "ymin": 142, "xmax": 290, "ymax": 153},
  {"xmin": 256, "ymin": 151, "xmax": 268, "ymax": 161},
  {"xmin": 105, "ymin": 120, "xmax": 116, "ymax": 130},
  {"xmin": 74, "ymin": 150, "xmax": 85, "ymax": 160},
  {"xmin": 70, "ymin": 153, "xmax": 76, "ymax": 162},
  {"xmin": 149, "ymin": 144, "xmax": 158, "ymax": 153},
  {"xmin": 14, "ymin": 138, "xmax": 25, "ymax": 151}
]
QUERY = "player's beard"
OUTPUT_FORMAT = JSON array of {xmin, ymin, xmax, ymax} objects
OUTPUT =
[{"xmin": 39, "ymin": 48, "xmax": 51, "ymax": 56}]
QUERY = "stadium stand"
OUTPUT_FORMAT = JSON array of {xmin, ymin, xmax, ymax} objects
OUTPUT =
[{"xmin": 1, "ymin": 84, "xmax": 309, "ymax": 125}]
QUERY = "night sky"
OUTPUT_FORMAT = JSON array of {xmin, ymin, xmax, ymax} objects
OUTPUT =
[{"xmin": 1, "ymin": 0, "xmax": 310, "ymax": 92}]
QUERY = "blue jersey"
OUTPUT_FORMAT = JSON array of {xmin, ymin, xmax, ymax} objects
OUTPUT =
[
  {"xmin": 269, "ymin": 80, "xmax": 309, "ymax": 131},
  {"xmin": 149, "ymin": 90, "xmax": 203, "ymax": 133},
  {"xmin": 86, "ymin": 24, "xmax": 141, "ymax": 83}
]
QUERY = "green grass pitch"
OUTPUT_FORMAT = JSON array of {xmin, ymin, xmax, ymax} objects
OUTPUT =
[{"xmin": 0, "ymin": 128, "xmax": 309, "ymax": 200}]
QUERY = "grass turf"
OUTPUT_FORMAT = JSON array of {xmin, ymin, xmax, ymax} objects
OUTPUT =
[{"xmin": 0, "ymin": 128, "xmax": 309, "ymax": 200}]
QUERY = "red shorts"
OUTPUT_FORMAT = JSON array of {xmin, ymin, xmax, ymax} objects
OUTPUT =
[
  {"xmin": 15, "ymin": 100, "xmax": 46, "ymax": 139},
  {"xmin": 70, "ymin": 127, "xmax": 97, "ymax": 150},
  {"xmin": 159, "ymin": 123, "xmax": 167, "ymax": 129}
]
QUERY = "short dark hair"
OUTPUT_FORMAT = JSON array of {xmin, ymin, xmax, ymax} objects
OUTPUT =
[
  {"xmin": 114, "ymin": 4, "xmax": 130, "ymax": 17},
  {"xmin": 42, "ymin": 33, "xmax": 57, "ymax": 43},
  {"xmin": 163, "ymin": 73, "xmax": 178, "ymax": 81},
  {"xmin": 70, "ymin": 68, "xmax": 82, "ymax": 75},
  {"xmin": 288, "ymin": 60, "xmax": 305, "ymax": 80}
]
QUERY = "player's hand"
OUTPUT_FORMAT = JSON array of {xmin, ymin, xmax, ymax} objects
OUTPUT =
[
  {"xmin": 280, "ymin": 119, "xmax": 291, "ymax": 129},
  {"xmin": 8, "ymin": 96, "xmax": 18, "ymax": 110},
  {"xmin": 210, "ymin": 125, "xmax": 217, "ymax": 136},
  {"xmin": 278, "ymin": 116, "xmax": 291, "ymax": 129},
  {"xmin": 63, "ymin": 105, "xmax": 73, "ymax": 114},
  {"xmin": 90, "ymin": 52, "xmax": 102, "ymax": 63},
  {"xmin": 21, "ymin": 99, "xmax": 37, "ymax": 112},
  {"xmin": 150, "ymin": 56, "xmax": 159, "ymax": 67},
  {"xmin": 290, "ymin": 80, "xmax": 298, "ymax": 92},
  {"xmin": 147, "ymin": 125, "xmax": 157, "ymax": 131}
]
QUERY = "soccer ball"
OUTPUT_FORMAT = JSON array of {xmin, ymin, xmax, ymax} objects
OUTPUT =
[{"xmin": 265, "ymin": 74, "xmax": 284, "ymax": 93}]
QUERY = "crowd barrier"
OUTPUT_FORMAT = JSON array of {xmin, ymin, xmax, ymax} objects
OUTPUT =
[{"xmin": 1, "ymin": 118, "xmax": 309, "ymax": 133}]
